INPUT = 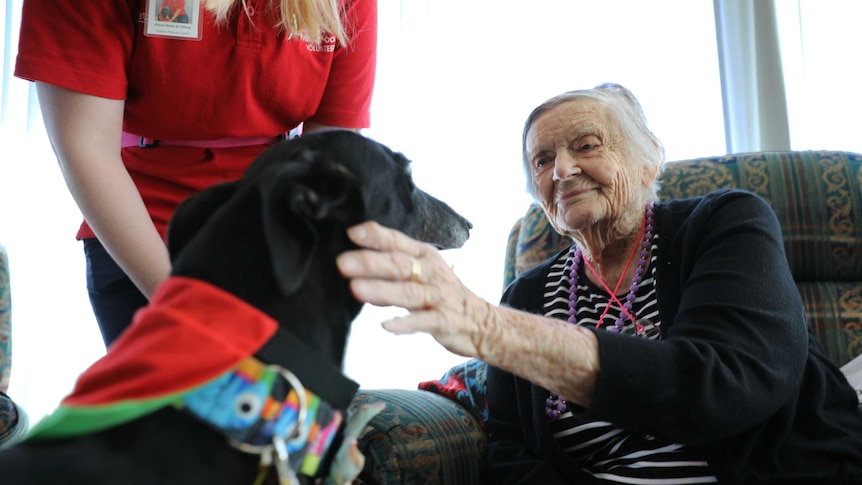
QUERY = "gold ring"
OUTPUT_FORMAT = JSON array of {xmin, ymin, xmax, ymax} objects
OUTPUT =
[{"xmin": 410, "ymin": 257, "xmax": 422, "ymax": 281}]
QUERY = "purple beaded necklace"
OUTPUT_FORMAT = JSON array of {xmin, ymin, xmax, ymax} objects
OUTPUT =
[{"xmin": 546, "ymin": 202, "xmax": 655, "ymax": 420}]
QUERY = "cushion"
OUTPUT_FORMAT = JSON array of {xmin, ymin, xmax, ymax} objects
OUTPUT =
[
  {"xmin": 659, "ymin": 151, "xmax": 862, "ymax": 365},
  {"xmin": 418, "ymin": 358, "xmax": 489, "ymax": 427},
  {"xmin": 659, "ymin": 151, "xmax": 862, "ymax": 282}
]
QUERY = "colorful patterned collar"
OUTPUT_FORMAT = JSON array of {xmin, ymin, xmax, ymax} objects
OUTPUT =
[
  {"xmin": 180, "ymin": 320, "xmax": 360, "ymax": 482},
  {"xmin": 179, "ymin": 355, "xmax": 345, "ymax": 480}
]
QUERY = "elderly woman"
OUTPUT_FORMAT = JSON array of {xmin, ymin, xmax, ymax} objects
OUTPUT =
[{"xmin": 336, "ymin": 84, "xmax": 862, "ymax": 483}]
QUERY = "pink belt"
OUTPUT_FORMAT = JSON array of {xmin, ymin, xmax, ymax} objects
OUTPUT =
[{"xmin": 121, "ymin": 130, "xmax": 295, "ymax": 149}]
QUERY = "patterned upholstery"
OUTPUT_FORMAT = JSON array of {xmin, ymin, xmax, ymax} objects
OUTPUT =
[
  {"xmin": 1, "ymin": 243, "xmax": 11, "ymax": 393},
  {"xmin": 0, "ymin": 242, "xmax": 25, "ymax": 447},
  {"xmin": 351, "ymin": 389, "xmax": 485, "ymax": 484},
  {"xmin": 354, "ymin": 150, "xmax": 862, "ymax": 484}
]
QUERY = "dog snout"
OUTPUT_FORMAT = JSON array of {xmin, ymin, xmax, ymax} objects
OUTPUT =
[{"xmin": 402, "ymin": 190, "xmax": 471, "ymax": 250}]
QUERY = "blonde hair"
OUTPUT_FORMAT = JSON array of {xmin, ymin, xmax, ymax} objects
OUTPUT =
[{"xmin": 203, "ymin": 0, "xmax": 348, "ymax": 45}]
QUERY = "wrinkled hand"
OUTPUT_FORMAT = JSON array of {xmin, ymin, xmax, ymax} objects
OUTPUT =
[{"xmin": 336, "ymin": 221, "xmax": 495, "ymax": 359}]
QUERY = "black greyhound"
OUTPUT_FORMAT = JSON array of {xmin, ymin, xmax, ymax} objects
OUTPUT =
[{"xmin": 0, "ymin": 130, "xmax": 471, "ymax": 484}]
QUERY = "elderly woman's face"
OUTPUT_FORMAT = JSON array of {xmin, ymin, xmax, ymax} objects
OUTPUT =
[{"xmin": 525, "ymin": 99, "xmax": 644, "ymax": 237}]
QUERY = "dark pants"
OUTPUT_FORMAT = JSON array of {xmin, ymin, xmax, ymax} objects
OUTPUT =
[{"xmin": 83, "ymin": 239, "xmax": 148, "ymax": 347}]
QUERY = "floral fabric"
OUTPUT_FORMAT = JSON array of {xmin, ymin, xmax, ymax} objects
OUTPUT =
[{"xmin": 0, "ymin": 244, "xmax": 10, "ymax": 393}]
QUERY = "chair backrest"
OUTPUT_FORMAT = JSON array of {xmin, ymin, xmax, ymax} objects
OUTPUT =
[{"xmin": 503, "ymin": 150, "xmax": 862, "ymax": 366}]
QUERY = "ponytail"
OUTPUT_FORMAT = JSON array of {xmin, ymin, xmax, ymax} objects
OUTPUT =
[{"xmin": 203, "ymin": 0, "xmax": 349, "ymax": 45}]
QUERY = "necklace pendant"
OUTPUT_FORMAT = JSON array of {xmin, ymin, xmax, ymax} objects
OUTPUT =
[{"xmin": 635, "ymin": 322, "xmax": 645, "ymax": 335}]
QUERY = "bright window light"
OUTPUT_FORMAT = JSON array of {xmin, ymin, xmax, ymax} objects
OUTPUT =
[
  {"xmin": 776, "ymin": 0, "xmax": 862, "ymax": 153},
  {"xmin": 1, "ymin": 1, "xmax": 723, "ymax": 423}
]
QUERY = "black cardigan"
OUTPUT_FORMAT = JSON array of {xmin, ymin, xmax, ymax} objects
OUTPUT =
[{"xmin": 485, "ymin": 189, "xmax": 862, "ymax": 484}]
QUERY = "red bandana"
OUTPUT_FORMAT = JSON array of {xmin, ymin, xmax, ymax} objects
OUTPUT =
[{"xmin": 26, "ymin": 277, "xmax": 278, "ymax": 439}]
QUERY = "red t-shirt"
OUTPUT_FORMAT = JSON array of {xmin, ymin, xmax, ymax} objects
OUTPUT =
[
  {"xmin": 158, "ymin": 0, "xmax": 188, "ymax": 19},
  {"xmin": 14, "ymin": 0, "xmax": 377, "ymax": 239}
]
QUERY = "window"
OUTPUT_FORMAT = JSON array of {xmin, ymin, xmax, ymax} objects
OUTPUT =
[{"xmin": 776, "ymin": 0, "xmax": 862, "ymax": 152}]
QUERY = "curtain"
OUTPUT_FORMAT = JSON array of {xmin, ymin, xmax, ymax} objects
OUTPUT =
[{"xmin": 713, "ymin": 0, "xmax": 791, "ymax": 153}]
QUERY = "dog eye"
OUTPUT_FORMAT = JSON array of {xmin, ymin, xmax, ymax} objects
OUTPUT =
[{"xmin": 234, "ymin": 392, "xmax": 263, "ymax": 420}]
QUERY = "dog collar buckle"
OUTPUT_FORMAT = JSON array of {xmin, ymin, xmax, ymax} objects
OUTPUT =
[
  {"xmin": 253, "ymin": 435, "xmax": 301, "ymax": 485},
  {"xmin": 237, "ymin": 366, "xmax": 307, "ymax": 485},
  {"xmin": 272, "ymin": 435, "xmax": 301, "ymax": 485}
]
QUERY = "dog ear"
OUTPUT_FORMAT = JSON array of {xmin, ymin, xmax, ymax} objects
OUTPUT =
[
  {"xmin": 166, "ymin": 182, "xmax": 238, "ymax": 263},
  {"xmin": 259, "ymin": 161, "xmax": 361, "ymax": 296}
]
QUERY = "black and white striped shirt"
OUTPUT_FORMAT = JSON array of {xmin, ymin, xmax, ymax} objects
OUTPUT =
[{"xmin": 543, "ymin": 239, "xmax": 718, "ymax": 483}]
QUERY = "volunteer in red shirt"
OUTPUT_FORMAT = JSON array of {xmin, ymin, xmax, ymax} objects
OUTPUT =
[{"xmin": 14, "ymin": 0, "xmax": 377, "ymax": 346}]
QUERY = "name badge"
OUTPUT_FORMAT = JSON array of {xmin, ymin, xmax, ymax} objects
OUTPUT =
[{"xmin": 144, "ymin": 0, "xmax": 203, "ymax": 41}]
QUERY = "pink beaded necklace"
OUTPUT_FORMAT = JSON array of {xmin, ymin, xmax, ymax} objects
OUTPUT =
[{"xmin": 546, "ymin": 202, "xmax": 655, "ymax": 420}]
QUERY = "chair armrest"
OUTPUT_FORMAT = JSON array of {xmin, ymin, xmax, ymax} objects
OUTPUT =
[
  {"xmin": 0, "ymin": 244, "xmax": 11, "ymax": 393},
  {"xmin": 352, "ymin": 389, "xmax": 486, "ymax": 485}
]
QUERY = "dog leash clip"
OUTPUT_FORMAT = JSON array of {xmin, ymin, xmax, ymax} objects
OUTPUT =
[
  {"xmin": 254, "ymin": 440, "xmax": 299, "ymax": 485},
  {"xmin": 272, "ymin": 435, "xmax": 300, "ymax": 485}
]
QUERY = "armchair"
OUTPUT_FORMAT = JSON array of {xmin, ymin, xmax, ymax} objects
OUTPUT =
[{"xmin": 353, "ymin": 150, "xmax": 862, "ymax": 484}]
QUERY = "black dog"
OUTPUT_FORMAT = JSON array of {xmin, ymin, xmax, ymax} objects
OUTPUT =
[{"xmin": 0, "ymin": 130, "xmax": 471, "ymax": 484}]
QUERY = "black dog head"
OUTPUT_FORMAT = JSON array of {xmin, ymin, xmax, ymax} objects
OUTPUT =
[{"xmin": 166, "ymin": 130, "xmax": 472, "ymax": 363}]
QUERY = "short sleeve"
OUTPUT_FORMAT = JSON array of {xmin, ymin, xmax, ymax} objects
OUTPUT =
[
  {"xmin": 309, "ymin": 0, "xmax": 377, "ymax": 128},
  {"xmin": 15, "ymin": 0, "xmax": 136, "ymax": 99}
]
